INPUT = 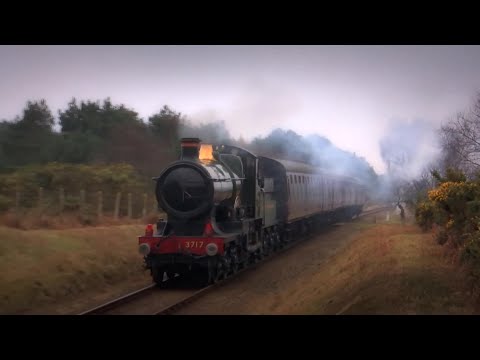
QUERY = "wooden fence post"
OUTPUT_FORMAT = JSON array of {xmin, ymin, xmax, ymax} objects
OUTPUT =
[
  {"xmin": 127, "ymin": 193, "xmax": 132, "ymax": 219},
  {"xmin": 114, "ymin": 192, "xmax": 121, "ymax": 220}
]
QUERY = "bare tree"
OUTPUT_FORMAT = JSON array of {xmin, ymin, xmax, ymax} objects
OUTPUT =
[{"xmin": 440, "ymin": 92, "xmax": 480, "ymax": 177}]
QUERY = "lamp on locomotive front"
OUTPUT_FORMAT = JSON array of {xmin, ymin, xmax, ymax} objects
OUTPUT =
[
  {"xmin": 199, "ymin": 143, "xmax": 215, "ymax": 161},
  {"xmin": 145, "ymin": 224, "xmax": 154, "ymax": 236}
]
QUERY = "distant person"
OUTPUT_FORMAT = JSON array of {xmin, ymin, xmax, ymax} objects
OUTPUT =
[{"xmin": 396, "ymin": 201, "xmax": 405, "ymax": 223}]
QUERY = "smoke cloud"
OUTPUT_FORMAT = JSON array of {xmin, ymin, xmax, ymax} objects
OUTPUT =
[{"xmin": 379, "ymin": 118, "xmax": 441, "ymax": 181}]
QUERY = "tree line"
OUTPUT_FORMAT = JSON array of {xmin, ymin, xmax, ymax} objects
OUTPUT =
[
  {"xmin": 0, "ymin": 97, "xmax": 378, "ymax": 183},
  {"xmin": 0, "ymin": 99, "xmax": 189, "ymax": 177}
]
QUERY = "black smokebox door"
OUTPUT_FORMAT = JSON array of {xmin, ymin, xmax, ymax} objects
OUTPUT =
[{"xmin": 162, "ymin": 167, "xmax": 209, "ymax": 212}]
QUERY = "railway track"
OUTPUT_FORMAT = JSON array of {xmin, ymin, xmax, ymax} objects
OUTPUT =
[
  {"xmin": 78, "ymin": 284, "xmax": 157, "ymax": 315},
  {"xmin": 79, "ymin": 205, "xmax": 392, "ymax": 315}
]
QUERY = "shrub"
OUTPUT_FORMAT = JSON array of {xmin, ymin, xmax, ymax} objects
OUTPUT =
[
  {"xmin": 415, "ymin": 201, "xmax": 436, "ymax": 231},
  {"xmin": 462, "ymin": 230, "xmax": 480, "ymax": 283},
  {"xmin": 415, "ymin": 169, "xmax": 480, "ymax": 249}
]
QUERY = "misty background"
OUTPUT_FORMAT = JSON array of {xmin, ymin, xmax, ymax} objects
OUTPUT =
[{"xmin": 2, "ymin": 45, "xmax": 480, "ymax": 176}]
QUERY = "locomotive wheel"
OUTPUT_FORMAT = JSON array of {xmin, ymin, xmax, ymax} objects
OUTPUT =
[
  {"xmin": 226, "ymin": 246, "xmax": 239, "ymax": 275},
  {"xmin": 255, "ymin": 241, "xmax": 265, "ymax": 262},
  {"xmin": 263, "ymin": 245, "xmax": 270, "ymax": 257},
  {"xmin": 262, "ymin": 233, "xmax": 271, "ymax": 257},
  {"xmin": 214, "ymin": 258, "xmax": 228, "ymax": 283},
  {"xmin": 274, "ymin": 232, "xmax": 283, "ymax": 249},
  {"xmin": 272, "ymin": 233, "xmax": 279, "ymax": 251},
  {"xmin": 241, "ymin": 255, "xmax": 250, "ymax": 269},
  {"xmin": 213, "ymin": 270, "xmax": 225, "ymax": 283},
  {"xmin": 207, "ymin": 258, "xmax": 224, "ymax": 284},
  {"xmin": 278, "ymin": 232, "xmax": 284, "ymax": 249},
  {"xmin": 230, "ymin": 260, "xmax": 239, "ymax": 274},
  {"xmin": 229, "ymin": 251, "xmax": 239, "ymax": 274}
]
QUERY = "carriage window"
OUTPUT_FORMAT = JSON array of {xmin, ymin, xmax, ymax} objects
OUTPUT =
[{"xmin": 294, "ymin": 175, "xmax": 297, "ymax": 183}]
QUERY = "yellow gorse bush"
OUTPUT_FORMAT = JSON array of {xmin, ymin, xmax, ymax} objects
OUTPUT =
[
  {"xmin": 429, "ymin": 182, "xmax": 460, "ymax": 202},
  {"xmin": 428, "ymin": 181, "xmax": 479, "ymax": 203}
]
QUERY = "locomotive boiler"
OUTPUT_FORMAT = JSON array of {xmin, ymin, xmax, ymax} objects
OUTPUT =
[{"xmin": 156, "ymin": 138, "xmax": 242, "ymax": 226}]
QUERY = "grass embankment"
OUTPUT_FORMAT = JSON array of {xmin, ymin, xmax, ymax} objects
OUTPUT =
[
  {"xmin": 297, "ymin": 216, "xmax": 478, "ymax": 314},
  {"xmin": 0, "ymin": 224, "xmax": 148, "ymax": 314},
  {"xmin": 2, "ymin": 212, "xmax": 478, "ymax": 315}
]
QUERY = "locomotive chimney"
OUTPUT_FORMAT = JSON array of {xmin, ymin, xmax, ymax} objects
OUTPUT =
[{"xmin": 180, "ymin": 138, "xmax": 201, "ymax": 160}]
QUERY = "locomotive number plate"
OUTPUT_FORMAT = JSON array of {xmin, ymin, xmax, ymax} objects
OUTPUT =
[{"xmin": 183, "ymin": 241, "xmax": 204, "ymax": 249}]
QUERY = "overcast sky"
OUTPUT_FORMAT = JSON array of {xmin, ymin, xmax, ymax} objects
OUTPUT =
[{"xmin": 1, "ymin": 45, "xmax": 480, "ymax": 174}]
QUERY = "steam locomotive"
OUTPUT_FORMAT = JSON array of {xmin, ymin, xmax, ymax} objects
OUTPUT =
[{"xmin": 138, "ymin": 138, "xmax": 368, "ymax": 286}]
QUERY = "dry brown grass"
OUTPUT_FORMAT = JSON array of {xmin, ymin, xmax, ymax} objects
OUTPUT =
[
  {"xmin": 3, "ymin": 209, "xmax": 476, "ymax": 315},
  {"xmin": 286, "ymin": 219, "xmax": 478, "ymax": 314},
  {"xmin": 0, "ymin": 210, "xmax": 165, "ymax": 230},
  {"xmin": 0, "ymin": 224, "xmax": 150, "ymax": 314}
]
